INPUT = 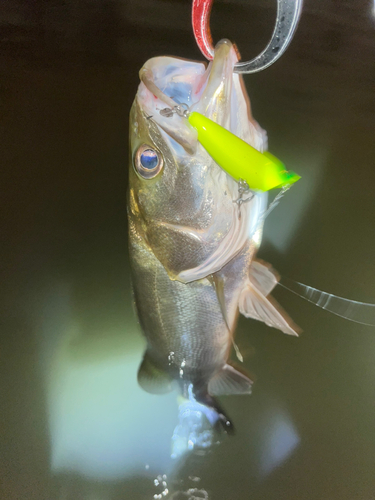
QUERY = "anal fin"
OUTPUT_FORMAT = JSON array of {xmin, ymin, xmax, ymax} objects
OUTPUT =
[
  {"xmin": 137, "ymin": 350, "xmax": 173, "ymax": 395},
  {"xmin": 208, "ymin": 364, "xmax": 253, "ymax": 396}
]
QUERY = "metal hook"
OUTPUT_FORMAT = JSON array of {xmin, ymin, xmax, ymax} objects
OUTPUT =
[{"xmin": 192, "ymin": 0, "xmax": 303, "ymax": 74}]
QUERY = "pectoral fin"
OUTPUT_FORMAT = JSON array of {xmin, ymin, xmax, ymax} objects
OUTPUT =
[
  {"xmin": 208, "ymin": 364, "xmax": 253, "ymax": 396},
  {"xmin": 137, "ymin": 351, "xmax": 174, "ymax": 394},
  {"xmin": 239, "ymin": 282, "xmax": 300, "ymax": 336}
]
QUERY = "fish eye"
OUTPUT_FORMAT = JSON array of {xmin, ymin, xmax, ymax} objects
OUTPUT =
[{"xmin": 134, "ymin": 144, "xmax": 163, "ymax": 179}]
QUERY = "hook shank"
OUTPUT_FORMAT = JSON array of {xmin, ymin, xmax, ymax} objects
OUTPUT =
[{"xmin": 192, "ymin": 0, "xmax": 215, "ymax": 61}]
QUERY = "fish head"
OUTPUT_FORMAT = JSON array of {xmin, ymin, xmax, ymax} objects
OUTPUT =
[{"xmin": 129, "ymin": 39, "xmax": 267, "ymax": 282}]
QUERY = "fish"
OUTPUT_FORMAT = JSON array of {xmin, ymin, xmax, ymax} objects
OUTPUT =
[{"xmin": 128, "ymin": 39, "xmax": 298, "ymax": 428}]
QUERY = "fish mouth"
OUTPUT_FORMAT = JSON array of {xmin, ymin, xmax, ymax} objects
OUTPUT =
[
  {"xmin": 138, "ymin": 39, "xmax": 266, "ymax": 152},
  {"xmin": 136, "ymin": 40, "xmax": 267, "ymax": 282},
  {"xmin": 191, "ymin": 39, "xmax": 237, "ymax": 127}
]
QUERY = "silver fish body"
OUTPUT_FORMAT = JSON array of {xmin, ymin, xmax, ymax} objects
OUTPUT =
[{"xmin": 128, "ymin": 40, "xmax": 297, "ymax": 404}]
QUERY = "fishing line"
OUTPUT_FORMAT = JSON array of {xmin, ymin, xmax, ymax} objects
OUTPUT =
[
  {"xmin": 279, "ymin": 278, "xmax": 375, "ymax": 326},
  {"xmin": 260, "ymin": 184, "xmax": 292, "ymax": 222}
]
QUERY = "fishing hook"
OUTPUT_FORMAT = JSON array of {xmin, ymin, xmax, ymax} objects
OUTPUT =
[{"xmin": 192, "ymin": 0, "xmax": 303, "ymax": 73}]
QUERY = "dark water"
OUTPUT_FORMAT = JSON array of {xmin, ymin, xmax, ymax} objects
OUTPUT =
[{"xmin": 1, "ymin": 1, "xmax": 375, "ymax": 499}]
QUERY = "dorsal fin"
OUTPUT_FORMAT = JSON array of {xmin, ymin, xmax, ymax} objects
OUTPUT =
[{"xmin": 137, "ymin": 350, "xmax": 174, "ymax": 394}]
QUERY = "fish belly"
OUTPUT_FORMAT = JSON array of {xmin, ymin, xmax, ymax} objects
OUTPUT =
[{"xmin": 129, "ymin": 221, "xmax": 256, "ymax": 379}]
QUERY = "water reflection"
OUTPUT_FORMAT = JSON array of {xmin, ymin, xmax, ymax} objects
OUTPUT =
[
  {"xmin": 264, "ymin": 148, "xmax": 325, "ymax": 253},
  {"xmin": 44, "ymin": 284, "xmax": 177, "ymax": 480},
  {"xmin": 42, "ymin": 281, "xmax": 300, "ymax": 498},
  {"xmin": 258, "ymin": 407, "xmax": 299, "ymax": 477}
]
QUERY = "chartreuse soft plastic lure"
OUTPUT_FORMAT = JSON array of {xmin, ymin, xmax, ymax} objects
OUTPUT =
[{"xmin": 188, "ymin": 111, "xmax": 300, "ymax": 191}]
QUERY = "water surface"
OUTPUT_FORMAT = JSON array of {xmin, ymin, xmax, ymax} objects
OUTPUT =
[{"xmin": 1, "ymin": 1, "xmax": 375, "ymax": 499}]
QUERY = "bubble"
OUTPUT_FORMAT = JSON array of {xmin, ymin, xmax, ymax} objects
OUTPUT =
[
  {"xmin": 154, "ymin": 473, "xmax": 169, "ymax": 499},
  {"xmin": 188, "ymin": 476, "xmax": 201, "ymax": 483},
  {"xmin": 168, "ymin": 352, "xmax": 175, "ymax": 364}
]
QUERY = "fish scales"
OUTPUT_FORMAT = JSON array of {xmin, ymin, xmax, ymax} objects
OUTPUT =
[{"xmin": 128, "ymin": 39, "xmax": 298, "ymax": 407}]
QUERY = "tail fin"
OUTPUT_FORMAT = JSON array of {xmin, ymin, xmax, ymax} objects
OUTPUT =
[
  {"xmin": 171, "ymin": 393, "xmax": 234, "ymax": 459},
  {"xmin": 195, "ymin": 392, "xmax": 235, "ymax": 435}
]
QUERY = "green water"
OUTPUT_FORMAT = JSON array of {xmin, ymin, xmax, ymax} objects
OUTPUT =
[{"xmin": 1, "ymin": 1, "xmax": 375, "ymax": 499}]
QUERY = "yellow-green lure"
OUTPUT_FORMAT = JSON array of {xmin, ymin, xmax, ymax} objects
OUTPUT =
[{"xmin": 188, "ymin": 111, "xmax": 300, "ymax": 192}]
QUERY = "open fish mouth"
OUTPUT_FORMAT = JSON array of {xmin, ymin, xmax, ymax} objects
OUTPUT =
[
  {"xmin": 133, "ymin": 39, "xmax": 268, "ymax": 282},
  {"xmin": 138, "ymin": 39, "xmax": 267, "ymax": 155}
]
